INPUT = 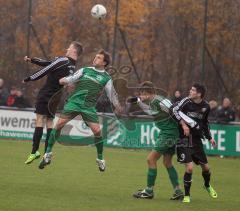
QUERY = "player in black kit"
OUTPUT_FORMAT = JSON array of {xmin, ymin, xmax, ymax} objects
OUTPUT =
[
  {"xmin": 23, "ymin": 41, "xmax": 83, "ymax": 164},
  {"xmin": 170, "ymin": 83, "xmax": 218, "ymax": 203}
]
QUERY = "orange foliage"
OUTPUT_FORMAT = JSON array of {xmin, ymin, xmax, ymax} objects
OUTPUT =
[{"xmin": 0, "ymin": 0, "xmax": 239, "ymax": 104}]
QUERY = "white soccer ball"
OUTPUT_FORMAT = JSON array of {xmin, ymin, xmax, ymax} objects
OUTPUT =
[{"xmin": 91, "ymin": 4, "xmax": 107, "ymax": 19}]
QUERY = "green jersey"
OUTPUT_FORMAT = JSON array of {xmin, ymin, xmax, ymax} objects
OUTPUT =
[
  {"xmin": 149, "ymin": 95, "xmax": 179, "ymax": 136},
  {"xmin": 139, "ymin": 95, "xmax": 178, "ymax": 135},
  {"xmin": 64, "ymin": 67, "xmax": 119, "ymax": 108},
  {"xmin": 62, "ymin": 67, "xmax": 119, "ymax": 122},
  {"xmin": 138, "ymin": 95, "xmax": 179, "ymax": 154},
  {"xmin": 67, "ymin": 67, "xmax": 111, "ymax": 107}
]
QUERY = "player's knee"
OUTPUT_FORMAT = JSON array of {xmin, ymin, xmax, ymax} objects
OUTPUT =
[
  {"xmin": 163, "ymin": 159, "xmax": 172, "ymax": 168},
  {"xmin": 147, "ymin": 158, "xmax": 153, "ymax": 166},
  {"xmin": 147, "ymin": 156, "xmax": 156, "ymax": 166},
  {"xmin": 55, "ymin": 122, "xmax": 64, "ymax": 130},
  {"xmin": 186, "ymin": 165, "xmax": 193, "ymax": 173},
  {"xmin": 92, "ymin": 128, "xmax": 101, "ymax": 137},
  {"xmin": 186, "ymin": 168, "xmax": 193, "ymax": 174},
  {"xmin": 89, "ymin": 123, "xmax": 101, "ymax": 136},
  {"xmin": 36, "ymin": 116, "xmax": 45, "ymax": 127},
  {"xmin": 202, "ymin": 165, "xmax": 210, "ymax": 172},
  {"xmin": 46, "ymin": 118, "xmax": 53, "ymax": 128},
  {"xmin": 95, "ymin": 131, "xmax": 101, "ymax": 137}
]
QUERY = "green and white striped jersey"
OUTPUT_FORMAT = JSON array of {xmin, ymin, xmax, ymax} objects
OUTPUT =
[
  {"xmin": 138, "ymin": 95, "xmax": 179, "ymax": 136},
  {"xmin": 64, "ymin": 67, "xmax": 119, "ymax": 108}
]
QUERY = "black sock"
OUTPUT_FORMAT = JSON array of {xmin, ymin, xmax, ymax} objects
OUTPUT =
[
  {"xmin": 45, "ymin": 128, "xmax": 52, "ymax": 153},
  {"xmin": 31, "ymin": 127, "xmax": 43, "ymax": 154},
  {"xmin": 184, "ymin": 172, "xmax": 192, "ymax": 196},
  {"xmin": 202, "ymin": 170, "xmax": 211, "ymax": 188}
]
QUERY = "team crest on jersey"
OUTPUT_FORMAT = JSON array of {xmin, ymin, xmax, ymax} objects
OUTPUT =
[
  {"xmin": 96, "ymin": 75, "xmax": 103, "ymax": 81},
  {"xmin": 201, "ymin": 108, "xmax": 207, "ymax": 112}
]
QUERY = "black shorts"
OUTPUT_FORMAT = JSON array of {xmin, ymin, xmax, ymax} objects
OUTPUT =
[
  {"xmin": 176, "ymin": 144, "xmax": 208, "ymax": 165},
  {"xmin": 35, "ymin": 88, "xmax": 63, "ymax": 118},
  {"xmin": 35, "ymin": 102, "xmax": 55, "ymax": 118}
]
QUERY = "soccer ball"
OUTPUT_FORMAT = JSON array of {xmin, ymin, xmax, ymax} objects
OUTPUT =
[{"xmin": 91, "ymin": 4, "xmax": 107, "ymax": 19}]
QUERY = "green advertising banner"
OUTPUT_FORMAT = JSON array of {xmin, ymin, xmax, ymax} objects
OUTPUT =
[
  {"xmin": 203, "ymin": 124, "xmax": 240, "ymax": 156},
  {"xmin": 1, "ymin": 108, "xmax": 240, "ymax": 156},
  {"xmin": 103, "ymin": 116, "xmax": 240, "ymax": 156}
]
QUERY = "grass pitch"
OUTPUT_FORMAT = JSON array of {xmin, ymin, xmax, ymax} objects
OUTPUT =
[{"xmin": 0, "ymin": 140, "xmax": 239, "ymax": 211}]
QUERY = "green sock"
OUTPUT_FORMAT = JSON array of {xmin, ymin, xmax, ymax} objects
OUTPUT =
[
  {"xmin": 46, "ymin": 129, "xmax": 60, "ymax": 153},
  {"xmin": 167, "ymin": 166, "xmax": 180, "ymax": 189},
  {"xmin": 95, "ymin": 136, "xmax": 103, "ymax": 160},
  {"xmin": 147, "ymin": 168, "xmax": 157, "ymax": 189}
]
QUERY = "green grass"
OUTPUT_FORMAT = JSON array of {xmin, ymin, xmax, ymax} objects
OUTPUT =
[{"xmin": 0, "ymin": 140, "xmax": 239, "ymax": 211}]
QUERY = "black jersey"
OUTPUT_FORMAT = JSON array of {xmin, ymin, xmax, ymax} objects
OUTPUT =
[
  {"xmin": 170, "ymin": 97, "xmax": 212, "ymax": 145},
  {"xmin": 24, "ymin": 56, "xmax": 76, "ymax": 104}
]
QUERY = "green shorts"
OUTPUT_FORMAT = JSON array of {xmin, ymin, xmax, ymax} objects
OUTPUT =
[
  {"xmin": 62, "ymin": 102, "xmax": 99, "ymax": 123},
  {"xmin": 153, "ymin": 134, "xmax": 178, "ymax": 155}
]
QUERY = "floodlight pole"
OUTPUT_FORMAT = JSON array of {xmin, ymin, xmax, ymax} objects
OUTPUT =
[
  {"xmin": 201, "ymin": 0, "xmax": 208, "ymax": 84},
  {"xmin": 26, "ymin": 0, "xmax": 32, "ymax": 58},
  {"xmin": 26, "ymin": 0, "xmax": 34, "ymax": 75},
  {"xmin": 26, "ymin": 0, "xmax": 48, "ymax": 62},
  {"xmin": 111, "ymin": 0, "xmax": 141, "ymax": 82},
  {"xmin": 112, "ymin": 0, "xmax": 119, "ymax": 65},
  {"xmin": 118, "ymin": 25, "xmax": 141, "ymax": 83}
]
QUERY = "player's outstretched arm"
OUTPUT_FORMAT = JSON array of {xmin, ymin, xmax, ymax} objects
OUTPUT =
[
  {"xmin": 104, "ymin": 79, "xmax": 122, "ymax": 114},
  {"xmin": 23, "ymin": 57, "xmax": 69, "ymax": 83},
  {"xmin": 59, "ymin": 68, "xmax": 84, "ymax": 85},
  {"xmin": 24, "ymin": 56, "xmax": 51, "ymax": 66},
  {"xmin": 138, "ymin": 100, "xmax": 157, "ymax": 116}
]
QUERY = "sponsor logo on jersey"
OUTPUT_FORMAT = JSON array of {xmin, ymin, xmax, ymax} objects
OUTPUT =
[
  {"xmin": 187, "ymin": 112, "xmax": 203, "ymax": 119},
  {"xmin": 83, "ymin": 75, "xmax": 100, "ymax": 84},
  {"xmin": 96, "ymin": 75, "xmax": 103, "ymax": 81}
]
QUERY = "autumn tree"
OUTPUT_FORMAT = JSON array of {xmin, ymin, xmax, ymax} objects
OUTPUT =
[{"xmin": 0, "ymin": 0, "xmax": 239, "ymax": 106}]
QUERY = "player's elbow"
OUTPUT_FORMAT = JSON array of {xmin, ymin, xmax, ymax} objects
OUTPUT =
[
  {"xmin": 169, "ymin": 105, "xmax": 177, "ymax": 119},
  {"xmin": 59, "ymin": 78, "xmax": 67, "ymax": 85}
]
